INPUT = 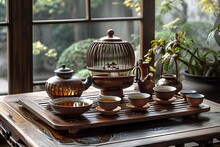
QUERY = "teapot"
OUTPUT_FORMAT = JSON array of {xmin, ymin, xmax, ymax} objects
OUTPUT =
[
  {"xmin": 157, "ymin": 74, "xmax": 182, "ymax": 94},
  {"xmin": 156, "ymin": 62, "xmax": 182, "ymax": 94},
  {"xmin": 45, "ymin": 65, "xmax": 92, "ymax": 99}
]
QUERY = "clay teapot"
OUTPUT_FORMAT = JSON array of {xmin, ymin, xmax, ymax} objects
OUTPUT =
[
  {"xmin": 156, "ymin": 62, "xmax": 182, "ymax": 94},
  {"xmin": 157, "ymin": 74, "xmax": 182, "ymax": 94},
  {"xmin": 45, "ymin": 65, "xmax": 92, "ymax": 99}
]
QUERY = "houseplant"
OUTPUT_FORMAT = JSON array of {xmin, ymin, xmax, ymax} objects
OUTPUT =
[
  {"xmin": 145, "ymin": 31, "xmax": 220, "ymax": 101},
  {"xmin": 145, "ymin": 31, "xmax": 220, "ymax": 82}
]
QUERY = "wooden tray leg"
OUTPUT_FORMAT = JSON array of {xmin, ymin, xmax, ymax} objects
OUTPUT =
[
  {"xmin": 175, "ymin": 144, "xmax": 184, "ymax": 147},
  {"xmin": 191, "ymin": 113, "xmax": 199, "ymax": 119},
  {"xmin": 197, "ymin": 139, "xmax": 213, "ymax": 147}
]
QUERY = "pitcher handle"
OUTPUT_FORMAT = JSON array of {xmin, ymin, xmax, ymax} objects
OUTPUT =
[
  {"xmin": 133, "ymin": 61, "xmax": 141, "ymax": 82},
  {"xmin": 160, "ymin": 60, "xmax": 179, "ymax": 79}
]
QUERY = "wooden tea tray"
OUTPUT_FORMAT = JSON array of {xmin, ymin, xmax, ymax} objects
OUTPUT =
[{"xmin": 18, "ymin": 92, "xmax": 210, "ymax": 133}]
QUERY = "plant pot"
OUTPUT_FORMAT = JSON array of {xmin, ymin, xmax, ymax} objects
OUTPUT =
[
  {"xmin": 184, "ymin": 71, "xmax": 220, "ymax": 85},
  {"xmin": 182, "ymin": 71, "xmax": 220, "ymax": 103}
]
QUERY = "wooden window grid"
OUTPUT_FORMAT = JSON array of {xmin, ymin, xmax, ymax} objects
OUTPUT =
[{"xmin": 3, "ymin": 0, "xmax": 154, "ymax": 94}]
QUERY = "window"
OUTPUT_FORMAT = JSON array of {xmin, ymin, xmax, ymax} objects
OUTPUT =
[
  {"xmin": 4, "ymin": 0, "xmax": 154, "ymax": 94},
  {"xmin": 154, "ymin": 0, "xmax": 220, "ymax": 79},
  {"xmin": 32, "ymin": 0, "xmax": 153, "ymax": 91},
  {"xmin": 7, "ymin": 1, "xmax": 219, "ymax": 94},
  {"xmin": 0, "ymin": 0, "xmax": 8, "ymax": 94}
]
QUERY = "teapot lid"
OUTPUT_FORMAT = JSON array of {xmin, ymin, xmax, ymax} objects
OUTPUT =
[
  {"xmin": 98, "ymin": 29, "xmax": 122, "ymax": 42},
  {"xmin": 54, "ymin": 65, "xmax": 73, "ymax": 78}
]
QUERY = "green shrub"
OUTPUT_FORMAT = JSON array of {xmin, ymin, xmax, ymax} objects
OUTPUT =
[
  {"xmin": 56, "ymin": 38, "xmax": 95, "ymax": 74},
  {"xmin": 74, "ymin": 69, "xmax": 90, "ymax": 78},
  {"xmin": 179, "ymin": 21, "xmax": 212, "ymax": 44}
]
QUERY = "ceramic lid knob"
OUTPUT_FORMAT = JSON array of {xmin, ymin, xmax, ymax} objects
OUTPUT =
[{"xmin": 54, "ymin": 64, "xmax": 74, "ymax": 79}]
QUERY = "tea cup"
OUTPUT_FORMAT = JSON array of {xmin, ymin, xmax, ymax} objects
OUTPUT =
[
  {"xmin": 186, "ymin": 93, "xmax": 204, "ymax": 107},
  {"xmin": 153, "ymin": 86, "xmax": 176, "ymax": 100},
  {"xmin": 98, "ymin": 96, "xmax": 121, "ymax": 111},
  {"xmin": 127, "ymin": 93, "xmax": 150, "ymax": 107}
]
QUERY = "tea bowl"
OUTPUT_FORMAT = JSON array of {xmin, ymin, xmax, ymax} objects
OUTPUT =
[
  {"xmin": 97, "ymin": 96, "xmax": 121, "ymax": 111},
  {"xmin": 153, "ymin": 86, "xmax": 176, "ymax": 100},
  {"xmin": 186, "ymin": 93, "xmax": 204, "ymax": 107},
  {"xmin": 50, "ymin": 97, "xmax": 93, "ymax": 116},
  {"xmin": 127, "ymin": 93, "xmax": 150, "ymax": 107},
  {"xmin": 179, "ymin": 89, "xmax": 197, "ymax": 100}
]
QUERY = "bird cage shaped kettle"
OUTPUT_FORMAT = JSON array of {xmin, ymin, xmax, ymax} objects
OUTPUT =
[{"xmin": 86, "ymin": 29, "xmax": 135, "ymax": 97}]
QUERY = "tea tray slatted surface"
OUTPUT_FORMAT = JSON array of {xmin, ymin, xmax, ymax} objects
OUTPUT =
[{"xmin": 18, "ymin": 93, "xmax": 210, "ymax": 133}]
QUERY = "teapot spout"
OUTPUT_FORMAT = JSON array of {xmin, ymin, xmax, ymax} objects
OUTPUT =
[{"xmin": 83, "ymin": 75, "xmax": 93, "ymax": 90}]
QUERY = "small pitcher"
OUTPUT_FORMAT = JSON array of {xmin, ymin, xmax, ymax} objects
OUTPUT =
[{"xmin": 133, "ymin": 59, "xmax": 155, "ymax": 95}]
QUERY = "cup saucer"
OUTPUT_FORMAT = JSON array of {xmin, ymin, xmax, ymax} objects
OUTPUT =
[
  {"xmin": 95, "ymin": 106, "xmax": 121, "ymax": 115},
  {"xmin": 152, "ymin": 95, "xmax": 176, "ymax": 105},
  {"xmin": 126, "ymin": 103, "xmax": 150, "ymax": 112}
]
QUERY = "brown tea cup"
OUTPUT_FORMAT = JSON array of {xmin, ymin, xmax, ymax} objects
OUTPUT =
[
  {"xmin": 153, "ymin": 86, "xmax": 176, "ymax": 100},
  {"xmin": 127, "ymin": 93, "xmax": 150, "ymax": 107},
  {"xmin": 98, "ymin": 96, "xmax": 121, "ymax": 111},
  {"xmin": 186, "ymin": 93, "xmax": 204, "ymax": 107},
  {"xmin": 179, "ymin": 89, "xmax": 197, "ymax": 100}
]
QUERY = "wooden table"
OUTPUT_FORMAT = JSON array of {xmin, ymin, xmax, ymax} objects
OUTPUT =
[{"xmin": 0, "ymin": 86, "xmax": 220, "ymax": 147}]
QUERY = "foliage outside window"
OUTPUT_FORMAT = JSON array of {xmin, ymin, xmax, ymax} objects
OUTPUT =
[
  {"xmin": 150, "ymin": 0, "xmax": 220, "ymax": 79},
  {"xmin": 0, "ymin": 0, "xmax": 7, "ymax": 94}
]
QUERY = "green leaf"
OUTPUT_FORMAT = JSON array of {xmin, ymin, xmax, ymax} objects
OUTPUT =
[
  {"xmin": 162, "ymin": 17, "xmax": 180, "ymax": 30},
  {"xmin": 207, "ymin": 29, "xmax": 216, "ymax": 45}
]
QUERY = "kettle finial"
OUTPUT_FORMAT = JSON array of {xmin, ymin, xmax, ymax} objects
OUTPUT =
[{"xmin": 61, "ymin": 64, "xmax": 66, "ymax": 69}]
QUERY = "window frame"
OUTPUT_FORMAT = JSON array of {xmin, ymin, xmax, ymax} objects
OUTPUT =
[{"xmin": 7, "ymin": 0, "xmax": 155, "ymax": 94}]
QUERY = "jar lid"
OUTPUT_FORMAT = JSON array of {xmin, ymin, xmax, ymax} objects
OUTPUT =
[
  {"xmin": 54, "ymin": 65, "xmax": 73, "ymax": 78},
  {"xmin": 161, "ymin": 74, "xmax": 177, "ymax": 79},
  {"xmin": 98, "ymin": 29, "xmax": 122, "ymax": 42}
]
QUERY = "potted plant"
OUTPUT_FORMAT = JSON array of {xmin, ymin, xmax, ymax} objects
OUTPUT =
[{"xmin": 145, "ymin": 32, "xmax": 220, "ymax": 84}]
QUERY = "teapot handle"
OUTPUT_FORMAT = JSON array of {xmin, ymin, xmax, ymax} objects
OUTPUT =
[
  {"xmin": 133, "ymin": 61, "xmax": 141, "ymax": 82},
  {"xmin": 160, "ymin": 60, "xmax": 179, "ymax": 79}
]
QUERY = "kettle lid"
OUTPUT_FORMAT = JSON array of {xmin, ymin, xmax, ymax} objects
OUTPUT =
[
  {"xmin": 98, "ymin": 29, "xmax": 122, "ymax": 42},
  {"xmin": 54, "ymin": 65, "xmax": 73, "ymax": 78}
]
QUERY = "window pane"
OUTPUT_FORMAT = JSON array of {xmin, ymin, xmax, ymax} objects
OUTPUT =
[
  {"xmin": 155, "ymin": 0, "xmax": 220, "ymax": 79},
  {"xmin": 33, "ymin": 23, "xmax": 90, "ymax": 81},
  {"xmin": 33, "ymin": 0, "xmax": 86, "ymax": 20},
  {"xmin": 33, "ymin": 21, "xmax": 139, "ymax": 81},
  {"xmin": 91, "ymin": 0, "xmax": 140, "ymax": 18},
  {"xmin": 0, "ymin": 26, "xmax": 8, "ymax": 94},
  {"xmin": 155, "ymin": 1, "xmax": 216, "ymax": 45},
  {"xmin": 0, "ymin": 0, "xmax": 6, "ymax": 22}
]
